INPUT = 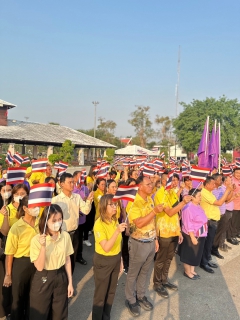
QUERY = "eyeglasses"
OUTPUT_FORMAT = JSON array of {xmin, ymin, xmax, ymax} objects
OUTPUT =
[{"xmin": 107, "ymin": 203, "xmax": 118, "ymax": 208}]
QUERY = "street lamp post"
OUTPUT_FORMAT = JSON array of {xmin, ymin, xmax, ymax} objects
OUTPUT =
[{"xmin": 92, "ymin": 101, "xmax": 99, "ymax": 160}]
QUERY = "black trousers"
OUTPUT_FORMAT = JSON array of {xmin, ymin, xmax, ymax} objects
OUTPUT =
[
  {"xmin": 121, "ymin": 232, "xmax": 129, "ymax": 269},
  {"xmin": 225, "ymin": 210, "xmax": 233, "ymax": 240},
  {"xmin": 76, "ymin": 223, "xmax": 86, "ymax": 260},
  {"xmin": 11, "ymin": 256, "xmax": 36, "ymax": 320},
  {"xmin": 227, "ymin": 210, "xmax": 240, "ymax": 238},
  {"xmin": 0, "ymin": 257, "xmax": 12, "ymax": 317},
  {"xmin": 153, "ymin": 236, "xmax": 178, "ymax": 287},
  {"xmin": 201, "ymin": 220, "xmax": 218, "ymax": 266},
  {"xmin": 30, "ymin": 267, "xmax": 68, "ymax": 320},
  {"xmin": 212, "ymin": 212, "xmax": 229, "ymax": 251},
  {"xmin": 69, "ymin": 230, "xmax": 78, "ymax": 274},
  {"xmin": 92, "ymin": 252, "xmax": 121, "ymax": 320}
]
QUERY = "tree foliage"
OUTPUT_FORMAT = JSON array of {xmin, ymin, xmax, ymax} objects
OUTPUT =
[
  {"xmin": 173, "ymin": 96, "xmax": 240, "ymax": 153},
  {"xmin": 48, "ymin": 140, "xmax": 75, "ymax": 165},
  {"xmin": 128, "ymin": 106, "xmax": 154, "ymax": 148}
]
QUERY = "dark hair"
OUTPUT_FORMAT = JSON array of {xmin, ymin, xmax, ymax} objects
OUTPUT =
[
  {"xmin": 136, "ymin": 175, "xmax": 144, "ymax": 185},
  {"xmin": 173, "ymin": 173, "xmax": 180, "ymax": 181},
  {"xmin": 73, "ymin": 171, "xmax": 81, "ymax": 178},
  {"xmin": 99, "ymin": 194, "xmax": 116, "ymax": 223},
  {"xmin": 106, "ymin": 179, "xmax": 116, "ymax": 187},
  {"xmin": 183, "ymin": 176, "xmax": 191, "ymax": 182},
  {"xmin": 17, "ymin": 196, "xmax": 29, "ymax": 219},
  {"xmin": 39, "ymin": 204, "xmax": 63, "ymax": 235},
  {"xmin": 203, "ymin": 176, "xmax": 214, "ymax": 186},
  {"xmin": 109, "ymin": 170, "xmax": 117, "ymax": 177},
  {"xmin": 118, "ymin": 180, "xmax": 126, "ymax": 187},
  {"xmin": 188, "ymin": 188, "xmax": 201, "ymax": 197},
  {"xmin": 128, "ymin": 169, "xmax": 137, "ymax": 179},
  {"xmin": 125, "ymin": 178, "xmax": 136, "ymax": 186},
  {"xmin": 11, "ymin": 184, "xmax": 29, "ymax": 203},
  {"xmin": 60, "ymin": 172, "xmax": 73, "ymax": 183},
  {"xmin": 0, "ymin": 181, "xmax": 13, "ymax": 209},
  {"xmin": 93, "ymin": 178, "xmax": 106, "ymax": 191},
  {"xmin": 88, "ymin": 165, "xmax": 96, "ymax": 178},
  {"xmin": 212, "ymin": 173, "xmax": 222, "ymax": 181},
  {"xmin": 45, "ymin": 177, "xmax": 58, "ymax": 197}
]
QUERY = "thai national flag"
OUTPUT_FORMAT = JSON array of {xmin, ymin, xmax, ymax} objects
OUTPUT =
[
  {"xmin": 169, "ymin": 156, "xmax": 176, "ymax": 165},
  {"xmin": 160, "ymin": 152, "xmax": 165, "ymax": 159},
  {"xmin": 123, "ymin": 158, "xmax": 131, "ymax": 166},
  {"xmin": 235, "ymin": 161, "xmax": 240, "ymax": 168},
  {"xmin": 166, "ymin": 171, "xmax": 174, "ymax": 190},
  {"xmin": 28, "ymin": 183, "xmax": 55, "ymax": 208},
  {"xmin": 151, "ymin": 147, "xmax": 159, "ymax": 153},
  {"xmin": 136, "ymin": 158, "xmax": 144, "ymax": 166},
  {"xmin": 196, "ymin": 222, "xmax": 208, "ymax": 237},
  {"xmin": 183, "ymin": 159, "xmax": 189, "ymax": 167},
  {"xmin": 96, "ymin": 163, "xmax": 109, "ymax": 178},
  {"xmin": 13, "ymin": 152, "xmax": 24, "ymax": 165},
  {"xmin": 190, "ymin": 165, "xmax": 210, "ymax": 181},
  {"xmin": 32, "ymin": 159, "xmax": 48, "ymax": 172},
  {"xmin": 182, "ymin": 164, "xmax": 189, "ymax": 177},
  {"xmin": 153, "ymin": 160, "xmax": 163, "ymax": 171},
  {"xmin": 137, "ymin": 149, "xmax": 148, "ymax": 156},
  {"xmin": 222, "ymin": 166, "xmax": 232, "ymax": 176},
  {"xmin": 93, "ymin": 166, "xmax": 99, "ymax": 175},
  {"xmin": 6, "ymin": 167, "xmax": 27, "ymax": 185},
  {"xmin": 22, "ymin": 156, "xmax": 30, "ymax": 164},
  {"xmin": 113, "ymin": 185, "xmax": 139, "ymax": 202},
  {"xmin": 142, "ymin": 165, "xmax": 155, "ymax": 177},
  {"xmin": 80, "ymin": 169, "xmax": 87, "ymax": 184},
  {"xmin": 5, "ymin": 151, "xmax": 14, "ymax": 165},
  {"xmin": 130, "ymin": 159, "xmax": 137, "ymax": 167},
  {"xmin": 54, "ymin": 162, "xmax": 60, "ymax": 170}
]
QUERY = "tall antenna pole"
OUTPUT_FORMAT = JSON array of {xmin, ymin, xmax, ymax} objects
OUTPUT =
[{"xmin": 175, "ymin": 45, "xmax": 181, "ymax": 117}]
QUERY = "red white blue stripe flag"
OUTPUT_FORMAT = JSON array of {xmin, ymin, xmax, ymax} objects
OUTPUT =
[
  {"xmin": 6, "ymin": 167, "xmax": 27, "ymax": 185},
  {"xmin": 153, "ymin": 159, "xmax": 163, "ymax": 171},
  {"xmin": 54, "ymin": 162, "xmax": 60, "ymax": 170},
  {"xmin": 80, "ymin": 169, "xmax": 87, "ymax": 184},
  {"xmin": 22, "ymin": 156, "xmax": 30, "ymax": 164},
  {"xmin": 222, "ymin": 166, "xmax": 232, "ymax": 176},
  {"xmin": 58, "ymin": 161, "xmax": 69, "ymax": 176},
  {"xmin": 28, "ymin": 183, "xmax": 55, "ymax": 208},
  {"xmin": 190, "ymin": 165, "xmax": 210, "ymax": 182},
  {"xmin": 166, "ymin": 171, "xmax": 174, "ymax": 190},
  {"xmin": 160, "ymin": 152, "xmax": 165, "ymax": 159},
  {"xmin": 196, "ymin": 222, "xmax": 208, "ymax": 237},
  {"xmin": 96, "ymin": 163, "xmax": 109, "ymax": 178},
  {"xmin": 235, "ymin": 161, "xmax": 240, "ymax": 168},
  {"xmin": 13, "ymin": 153, "xmax": 24, "ymax": 165},
  {"xmin": 32, "ymin": 159, "xmax": 48, "ymax": 172},
  {"xmin": 113, "ymin": 185, "xmax": 138, "ymax": 202},
  {"xmin": 182, "ymin": 164, "xmax": 189, "ymax": 177},
  {"xmin": 142, "ymin": 165, "xmax": 155, "ymax": 177},
  {"xmin": 137, "ymin": 149, "xmax": 148, "ymax": 156},
  {"xmin": 5, "ymin": 151, "xmax": 14, "ymax": 166}
]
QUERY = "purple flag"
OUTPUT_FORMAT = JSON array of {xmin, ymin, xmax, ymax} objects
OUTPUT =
[
  {"xmin": 197, "ymin": 117, "xmax": 209, "ymax": 167},
  {"xmin": 208, "ymin": 121, "xmax": 217, "ymax": 170},
  {"xmin": 215, "ymin": 124, "xmax": 220, "ymax": 169}
]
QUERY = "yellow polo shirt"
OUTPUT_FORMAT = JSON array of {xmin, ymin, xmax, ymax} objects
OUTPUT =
[
  {"xmin": 201, "ymin": 188, "xmax": 220, "ymax": 221},
  {"xmin": 0, "ymin": 203, "xmax": 18, "ymax": 229},
  {"xmin": 154, "ymin": 188, "xmax": 181, "ymax": 238},
  {"xmin": 94, "ymin": 189, "xmax": 104, "ymax": 221},
  {"xmin": 127, "ymin": 193, "xmax": 156, "ymax": 240},
  {"xmin": 29, "ymin": 172, "xmax": 45, "ymax": 186},
  {"xmin": 30, "ymin": 231, "xmax": 74, "ymax": 270},
  {"xmin": 94, "ymin": 218, "xmax": 122, "ymax": 256},
  {"xmin": 5, "ymin": 217, "xmax": 39, "ymax": 258}
]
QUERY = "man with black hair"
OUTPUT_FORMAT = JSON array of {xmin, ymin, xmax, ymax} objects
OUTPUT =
[{"xmin": 52, "ymin": 173, "xmax": 93, "ymax": 273}]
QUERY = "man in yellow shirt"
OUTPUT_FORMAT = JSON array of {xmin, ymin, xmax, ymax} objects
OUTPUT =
[
  {"xmin": 200, "ymin": 176, "xmax": 232, "ymax": 273},
  {"xmin": 125, "ymin": 175, "xmax": 163, "ymax": 317},
  {"xmin": 153, "ymin": 174, "xmax": 191, "ymax": 298},
  {"xmin": 29, "ymin": 164, "xmax": 53, "ymax": 186}
]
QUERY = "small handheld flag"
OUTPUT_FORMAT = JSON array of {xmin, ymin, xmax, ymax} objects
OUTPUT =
[
  {"xmin": 28, "ymin": 183, "xmax": 55, "ymax": 208},
  {"xmin": 6, "ymin": 167, "xmax": 27, "ymax": 185},
  {"xmin": 190, "ymin": 166, "xmax": 210, "ymax": 182},
  {"xmin": 113, "ymin": 185, "xmax": 138, "ymax": 202},
  {"xmin": 32, "ymin": 159, "xmax": 48, "ymax": 172}
]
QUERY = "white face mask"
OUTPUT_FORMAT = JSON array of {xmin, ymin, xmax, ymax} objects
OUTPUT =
[
  {"xmin": 1, "ymin": 191, "xmax": 12, "ymax": 199},
  {"xmin": 14, "ymin": 195, "xmax": 23, "ymax": 203},
  {"xmin": 48, "ymin": 221, "xmax": 62, "ymax": 232},
  {"xmin": 28, "ymin": 207, "xmax": 40, "ymax": 217},
  {"xmin": 2, "ymin": 173, "xmax": 7, "ymax": 179}
]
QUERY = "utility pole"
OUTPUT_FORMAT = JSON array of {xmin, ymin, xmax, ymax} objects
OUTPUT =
[
  {"xmin": 92, "ymin": 101, "xmax": 99, "ymax": 160},
  {"xmin": 175, "ymin": 46, "xmax": 181, "ymax": 117}
]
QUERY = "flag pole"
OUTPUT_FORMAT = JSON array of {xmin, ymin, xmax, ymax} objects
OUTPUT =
[
  {"xmin": 218, "ymin": 122, "xmax": 221, "ymax": 173},
  {"xmin": 43, "ymin": 206, "xmax": 51, "ymax": 234}
]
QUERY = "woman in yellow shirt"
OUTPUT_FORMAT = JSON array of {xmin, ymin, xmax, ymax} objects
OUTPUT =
[
  {"xmin": 29, "ymin": 204, "xmax": 74, "ymax": 320},
  {"xmin": 0, "ymin": 183, "xmax": 29, "ymax": 236},
  {"xmin": 106, "ymin": 179, "xmax": 122, "ymax": 220},
  {"xmin": 92, "ymin": 194, "xmax": 127, "ymax": 320},
  {"xmin": 86, "ymin": 165, "xmax": 96, "ymax": 191},
  {"xmin": 3, "ymin": 196, "xmax": 39, "ymax": 320},
  {"xmin": 93, "ymin": 178, "xmax": 106, "ymax": 221}
]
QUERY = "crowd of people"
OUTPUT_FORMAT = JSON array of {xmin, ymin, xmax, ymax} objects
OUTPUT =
[{"xmin": 0, "ymin": 160, "xmax": 240, "ymax": 319}]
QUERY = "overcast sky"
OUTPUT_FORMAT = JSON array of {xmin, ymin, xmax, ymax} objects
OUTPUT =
[{"xmin": 1, "ymin": 1, "xmax": 240, "ymax": 137}]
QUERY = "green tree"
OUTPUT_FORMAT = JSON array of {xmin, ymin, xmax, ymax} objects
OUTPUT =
[
  {"xmin": 155, "ymin": 116, "xmax": 173, "ymax": 143},
  {"xmin": 173, "ymin": 96, "xmax": 240, "ymax": 153},
  {"xmin": 59, "ymin": 140, "xmax": 75, "ymax": 163},
  {"xmin": 128, "ymin": 106, "xmax": 155, "ymax": 148},
  {"xmin": 49, "ymin": 122, "xmax": 60, "ymax": 125},
  {"xmin": 48, "ymin": 153, "xmax": 61, "ymax": 165}
]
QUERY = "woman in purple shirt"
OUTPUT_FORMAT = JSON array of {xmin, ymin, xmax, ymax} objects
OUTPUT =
[{"xmin": 179, "ymin": 188, "xmax": 208, "ymax": 280}]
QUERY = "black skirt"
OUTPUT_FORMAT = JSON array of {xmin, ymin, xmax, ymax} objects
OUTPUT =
[{"xmin": 178, "ymin": 232, "xmax": 206, "ymax": 266}]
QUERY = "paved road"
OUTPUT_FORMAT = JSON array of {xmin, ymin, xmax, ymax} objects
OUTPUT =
[{"xmin": 69, "ymin": 234, "xmax": 240, "ymax": 320}]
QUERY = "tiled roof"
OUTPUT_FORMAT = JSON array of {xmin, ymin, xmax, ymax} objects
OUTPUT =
[{"xmin": 0, "ymin": 119, "xmax": 115, "ymax": 148}]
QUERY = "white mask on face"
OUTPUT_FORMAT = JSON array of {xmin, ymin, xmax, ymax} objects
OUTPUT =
[
  {"xmin": 1, "ymin": 191, "xmax": 12, "ymax": 199},
  {"xmin": 14, "ymin": 195, "xmax": 23, "ymax": 203},
  {"xmin": 28, "ymin": 207, "xmax": 40, "ymax": 217},
  {"xmin": 48, "ymin": 221, "xmax": 62, "ymax": 232},
  {"xmin": 2, "ymin": 173, "xmax": 7, "ymax": 179}
]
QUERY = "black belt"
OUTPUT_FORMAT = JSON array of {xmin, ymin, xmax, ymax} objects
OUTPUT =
[
  {"xmin": 68, "ymin": 230, "xmax": 76, "ymax": 236},
  {"xmin": 131, "ymin": 237, "xmax": 155, "ymax": 243},
  {"xmin": 209, "ymin": 219, "xmax": 217, "ymax": 222}
]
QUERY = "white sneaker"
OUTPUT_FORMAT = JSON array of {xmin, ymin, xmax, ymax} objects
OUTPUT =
[{"xmin": 83, "ymin": 240, "xmax": 92, "ymax": 247}]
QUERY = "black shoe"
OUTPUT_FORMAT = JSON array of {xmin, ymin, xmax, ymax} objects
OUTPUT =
[
  {"xmin": 125, "ymin": 300, "xmax": 140, "ymax": 317},
  {"xmin": 208, "ymin": 262, "xmax": 218, "ymax": 268},
  {"xmin": 153, "ymin": 285, "xmax": 169, "ymax": 298},
  {"xmin": 183, "ymin": 272, "xmax": 199, "ymax": 280},
  {"xmin": 219, "ymin": 245, "xmax": 228, "ymax": 252},
  {"xmin": 124, "ymin": 267, "xmax": 128, "ymax": 275},
  {"xmin": 200, "ymin": 264, "xmax": 214, "ymax": 274},
  {"xmin": 232, "ymin": 238, "xmax": 240, "ymax": 243},
  {"xmin": 227, "ymin": 238, "xmax": 239, "ymax": 245},
  {"xmin": 137, "ymin": 296, "xmax": 153, "ymax": 311},
  {"xmin": 225, "ymin": 244, "xmax": 232, "ymax": 250},
  {"xmin": 163, "ymin": 281, "xmax": 178, "ymax": 291},
  {"xmin": 236, "ymin": 234, "xmax": 240, "ymax": 239},
  {"xmin": 211, "ymin": 251, "xmax": 224, "ymax": 259},
  {"xmin": 76, "ymin": 258, "xmax": 87, "ymax": 265}
]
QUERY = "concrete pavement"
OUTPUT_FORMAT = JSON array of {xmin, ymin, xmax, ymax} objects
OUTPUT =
[{"xmin": 69, "ymin": 235, "xmax": 240, "ymax": 320}]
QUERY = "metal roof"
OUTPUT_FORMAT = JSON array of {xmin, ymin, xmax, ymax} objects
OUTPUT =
[
  {"xmin": 0, "ymin": 119, "xmax": 116, "ymax": 148},
  {"xmin": 0, "ymin": 99, "xmax": 17, "ymax": 109},
  {"xmin": 115, "ymin": 145, "xmax": 158, "ymax": 156}
]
